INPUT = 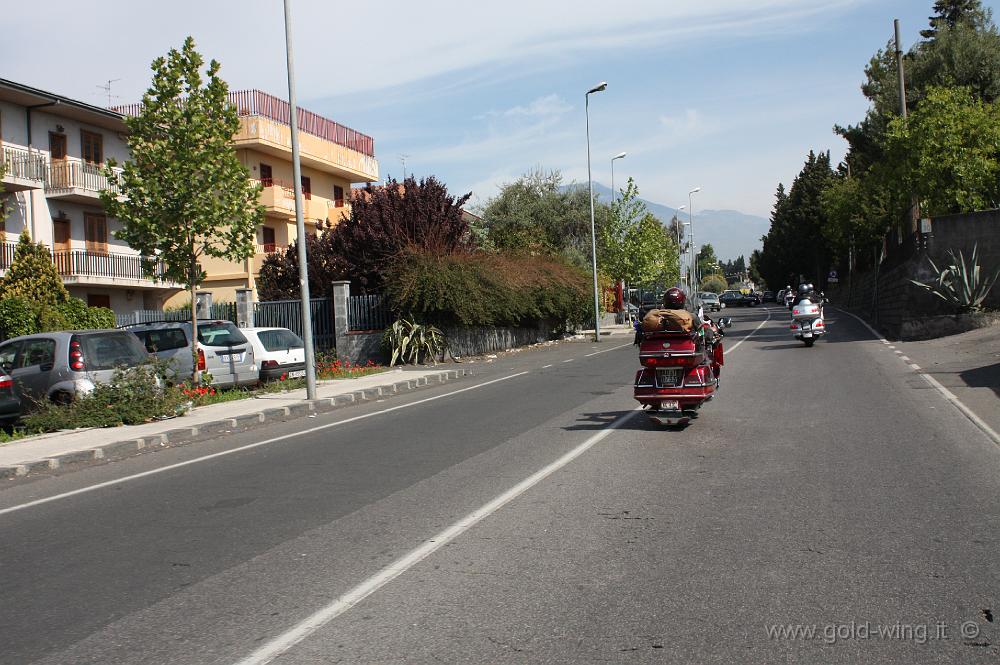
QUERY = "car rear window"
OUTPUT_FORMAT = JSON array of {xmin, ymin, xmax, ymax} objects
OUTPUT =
[
  {"xmin": 78, "ymin": 332, "xmax": 149, "ymax": 370},
  {"xmin": 197, "ymin": 322, "xmax": 247, "ymax": 347},
  {"xmin": 256, "ymin": 329, "xmax": 303, "ymax": 352},
  {"xmin": 135, "ymin": 328, "xmax": 188, "ymax": 353}
]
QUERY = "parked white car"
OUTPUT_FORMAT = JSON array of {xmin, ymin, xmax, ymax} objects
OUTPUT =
[{"xmin": 242, "ymin": 328, "xmax": 306, "ymax": 382}]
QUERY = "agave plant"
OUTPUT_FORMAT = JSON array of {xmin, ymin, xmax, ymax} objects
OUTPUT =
[
  {"xmin": 383, "ymin": 318, "xmax": 448, "ymax": 366},
  {"xmin": 911, "ymin": 244, "xmax": 1000, "ymax": 314}
]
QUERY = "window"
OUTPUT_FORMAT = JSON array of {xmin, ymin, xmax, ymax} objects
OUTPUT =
[
  {"xmin": 81, "ymin": 130, "xmax": 103, "ymax": 164},
  {"xmin": 197, "ymin": 322, "xmax": 248, "ymax": 347},
  {"xmin": 49, "ymin": 132, "xmax": 67, "ymax": 159},
  {"xmin": 78, "ymin": 332, "xmax": 148, "ymax": 370},
  {"xmin": 301, "ymin": 176, "xmax": 311, "ymax": 200},
  {"xmin": 87, "ymin": 294, "xmax": 111, "ymax": 309},
  {"xmin": 135, "ymin": 328, "xmax": 188, "ymax": 353},
  {"xmin": 257, "ymin": 329, "xmax": 304, "ymax": 352},
  {"xmin": 0, "ymin": 343, "xmax": 20, "ymax": 372},
  {"xmin": 262, "ymin": 226, "xmax": 276, "ymax": 253},
  {"xmin": 18, "ymin": 339, "xmax": 56, "ymax": 369},
  {"xmin": 334, "ymin": 185, "xmax": 345, "ymax": 208},
  {"xmin": 84, "ymin": 214, "xmax": 108, "ymax": 253},
  {"xmin": 260, "ymin": 163, "xmax": 273, "ymax": 187}
]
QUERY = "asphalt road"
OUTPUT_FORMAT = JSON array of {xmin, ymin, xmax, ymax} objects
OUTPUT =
[{"xmin": 2, "ymin": 306, "xmax": 999, "ymax": 664}]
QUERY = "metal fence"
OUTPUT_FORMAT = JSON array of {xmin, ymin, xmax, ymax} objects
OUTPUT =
[
  {"xmin": 116, "ymin": 302, "xmax": 238, "ymax": 328},
  {"xmin": 348, "ymin": 294, "xmax": 392, "ymax": 331},
  {"xmin": 254, "ymin": 298, "xmax": 336, "ymax": 351}
]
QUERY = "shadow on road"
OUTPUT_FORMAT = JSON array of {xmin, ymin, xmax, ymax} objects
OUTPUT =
[
  {"xmin": 959, "ymin": 362, "xmax": 1000, "ymax": 398},
  {"xmin": 563, "ymin": 410, "xmax": 676, "ymax": 432}
]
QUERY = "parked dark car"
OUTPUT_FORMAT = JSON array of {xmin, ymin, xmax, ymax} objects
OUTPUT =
[
  {"xmin": 762, "ymin": 290, "xmax": 776, "ymax": 302},
  {"xmin": 741, "ymin": 292, "xmax": 760, "ymax": 307},
  {"xmin": 720, "ymin": 290, "xmax": 742, "ymax": 307},
  {"xmin": 0, "ymin": 330, "xmax": 150, "ymax": 404},
  {"xmin": 0, "ymin": 369, "xmax": 21, "ymax": 425}
]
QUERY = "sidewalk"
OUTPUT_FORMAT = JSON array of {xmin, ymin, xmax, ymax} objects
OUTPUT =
[
  {"xmin": 0, "ymin": 367, "xmax": 467, "ymax": 479},
  {"xmin": 897, "ymin": 323, "xmax": 1000, "ymax": 440}
]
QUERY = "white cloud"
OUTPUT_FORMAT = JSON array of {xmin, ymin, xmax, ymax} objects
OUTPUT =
[
  {"xmin": 0, "ymin": 0, "xmax": 867, "ymax": 106},
  {"xmin": 491, "ymin": 94, "xmax": 573, "ymax": 118}
]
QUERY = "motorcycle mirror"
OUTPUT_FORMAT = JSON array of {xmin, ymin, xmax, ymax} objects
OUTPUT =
[{"xmin": 723, "ymin": 317, "xmax": 733, "ymax": 327}]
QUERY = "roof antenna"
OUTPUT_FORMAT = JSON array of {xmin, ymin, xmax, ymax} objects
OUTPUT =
[
  {"xmin": 97, "ymin": 78, "xmax": 122, "ymax": 107},
  {"xmin": 399, "ymin": 153, "xmax": 410, "ymax": 180}
]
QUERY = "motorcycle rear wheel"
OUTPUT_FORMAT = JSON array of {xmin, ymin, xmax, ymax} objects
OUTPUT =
[{"xmin": 803, "ymin": 338, "xmax": 815, "ymax": 347}]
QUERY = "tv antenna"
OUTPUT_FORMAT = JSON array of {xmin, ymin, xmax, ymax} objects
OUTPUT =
[
  {"xmin": 399, "ymin": 153, "xmax": 410, "ymax": 179},
  {"xmin": 97, "ymin": 78, "xmax": 122, "ymax": 107}
]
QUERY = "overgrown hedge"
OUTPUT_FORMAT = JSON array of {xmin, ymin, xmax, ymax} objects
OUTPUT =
[{"xmin": 384, "ymin": 249, "xmax": 592, "ymax": 328}]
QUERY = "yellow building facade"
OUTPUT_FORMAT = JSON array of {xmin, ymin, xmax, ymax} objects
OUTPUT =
[{"xmin": 163, "ymin": 90, "xmax": 380, "ymax": 306}]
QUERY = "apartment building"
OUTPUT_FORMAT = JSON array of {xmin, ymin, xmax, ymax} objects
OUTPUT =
[
  {"xmin": 118, "ymin": 89, "xmax": 381, "ymax": 306},
  {"xmin": 0, "ymin": 78, "xmax": 182, "ymax": 314}
]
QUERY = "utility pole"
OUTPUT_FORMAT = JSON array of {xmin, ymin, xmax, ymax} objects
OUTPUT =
[
  {"xmin": 283, "ymin": 0, "xmax": 317, "ymax": 400},
  {"xmin": 895, "ymin": 18, "xmax": 921, "ymax": 238}
]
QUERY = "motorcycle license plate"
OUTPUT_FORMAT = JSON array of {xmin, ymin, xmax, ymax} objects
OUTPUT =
[
  {"xmin": 800, "ymin": 323, "xmax": 811, "ymax": 331},
  {"xmin": 656, "ymin": 368, "xmax": 683, "ymax": 387},
  {"xmin": 660, "ymin": 399, "xmax": 680, "ymax": 411}
]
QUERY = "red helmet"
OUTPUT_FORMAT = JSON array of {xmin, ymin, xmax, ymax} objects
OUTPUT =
[{"xmin": 663, "ymin": 287, "xmax": 686, "ymax": 309}]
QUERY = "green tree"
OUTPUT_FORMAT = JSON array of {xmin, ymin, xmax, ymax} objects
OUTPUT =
[
  {"xmin": 699, "ymin": 274, "xmax": 727, "ymax": 293},
  {"xmin": 921, "ymin": 0, "xmax": 992, "ymax": 39},
  {"xmin": 0, "ymin": 230, "xmax": 70, "ymax": 305},
  {"xmin": 103, "ymin": 37, "xmax": 263, "ymax": 382},
  {"xmin": 696, "ymin": 243, "xmax": 719, "ymax": 279},
  {"xmin": 478, "ymin": 169, "xmax": 610, "ymax": 269},
  {"xmin": 885, "ymin": 86, "xmax": 1000, "ymax": 215},
  {"xmin": 626, "ymin": 212, "xmax": 679, "ymax": 288}
]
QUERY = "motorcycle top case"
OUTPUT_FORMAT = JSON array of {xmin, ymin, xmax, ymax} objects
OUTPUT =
[{"xmin": 638, "ymin": 333, "xmax": 700, "ymax": 368}]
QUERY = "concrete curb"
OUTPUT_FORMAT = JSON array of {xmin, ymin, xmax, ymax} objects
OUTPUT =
[{"xmin": 0, "ymin": 369, "xmax": 470, "ymax": 480}]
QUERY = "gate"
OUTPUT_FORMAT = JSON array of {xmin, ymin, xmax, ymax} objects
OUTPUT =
[{"xmin": 253, "ymin": 298, "xmax": 336, "ymax": 351}]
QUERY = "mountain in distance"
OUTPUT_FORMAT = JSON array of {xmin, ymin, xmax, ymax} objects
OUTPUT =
[{"xmin": 567, "ymin": 182, "xmax": 769, "ymax": 262}]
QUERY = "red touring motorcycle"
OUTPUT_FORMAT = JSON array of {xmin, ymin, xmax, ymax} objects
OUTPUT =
[{"xmin": 633, "ymin": 313, "xmax": 730, "ymax": 426}]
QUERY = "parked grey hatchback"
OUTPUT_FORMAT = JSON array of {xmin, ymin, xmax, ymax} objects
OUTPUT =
[
  {"xmin": 128, "ymin": 320, "xmax": 259, "ymax": 388},
  {"xmin": 0, "ymin": 330, "xmax": 150, "ymax": 404}
]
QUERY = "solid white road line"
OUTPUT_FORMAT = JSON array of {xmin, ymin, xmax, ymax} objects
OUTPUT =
[
  {"xmin": 232, "ymin": 408, "xmax": 642, "ymax": 665},
  {"xmin": 0, "ymin": 372, "xmax": 530, "ymax": 518},
  {"xmin": 234, "ymin": 303, "xmax": 772, "ymax": 664},
  {"xmin": 584, "ymin": 342, "xmax": 635, "ymax": 357},
  {"xmin": 832, "ymin": 306, "xmax": 1000, "ymax": 447}
]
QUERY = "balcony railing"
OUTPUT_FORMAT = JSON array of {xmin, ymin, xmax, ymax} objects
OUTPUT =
[
  {"xmin": 115, "ymin": 90, "xmax": 375, "ymax": 157},
  {"xmin": 1, "ymin": 145, "xmax": 46, "ymax": 182},
  {"xmin": 46, "ymin": 159, "xmax": 123, "ymax": 196},
  {"xmin": 256, "ymin": 243, "xmax": 285, "ymax": 255},
  {"xmin": 0, "ymin": 242, "xmax": 172, "ymax": 283}
]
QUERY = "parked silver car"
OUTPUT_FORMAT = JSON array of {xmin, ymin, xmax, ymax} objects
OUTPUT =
[
  {"xmin": 128, "ymin": 320, "xmax": 259, "ymax": 388},
  {"xmin": 0, "ymin": 330, "xmax": 150, "ymax": 404}
]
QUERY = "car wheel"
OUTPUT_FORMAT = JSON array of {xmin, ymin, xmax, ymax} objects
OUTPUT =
[{"xmin": 51, "ymin": 391, "xmax": 73, "ymax": 406}]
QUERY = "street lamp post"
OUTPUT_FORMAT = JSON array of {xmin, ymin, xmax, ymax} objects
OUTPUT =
[
  {"xmin": 283, "ymin": 0, "xmax": 317, "ymax": 400},
  {"xmin": 611, "ymin": 152, "xmax": 626, "ymax": 205},
  {"xmin": 688, "ymin": 187, "xmax": 701, "ymax": 294},
  {"xmin": 586, "ymin": 81, "xmax": 607, "ymax": 342},
  {"xmin": 675, "ymin": 205, "xmax": 686, "ymax": 284}
]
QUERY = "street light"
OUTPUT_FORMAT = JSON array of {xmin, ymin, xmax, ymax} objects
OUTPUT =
[
  {"xmin": 283, "ymin": 0, "xmax": 317, "ymax": 400},
  {"xmin": 688, "ymin": 187, "xmax": 701, "ymax": 294},
  {"xmin": 611, "ymin": 152, "xmax": 626, "ymax": 205},
  {"xmin": 585, "ymin": 81, "xmax": 607, "ymax": 342}
]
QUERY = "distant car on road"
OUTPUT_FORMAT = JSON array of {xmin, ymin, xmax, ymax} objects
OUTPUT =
[
  {"xmin": 697, "ymin": 292, "xmax": 722, "ymax": 312},
  {"xmin": 762, "ymin": 291, "xmax": 776, "ymax": 302},
  {"xmin": 741, "ymin": 292, "xmax": 760, "ymax": 307},
  {"xmin": 720, "ymin": 290, "xmax": 743, "ymax": 308}
]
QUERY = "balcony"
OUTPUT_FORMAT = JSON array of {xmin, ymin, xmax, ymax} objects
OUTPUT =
[
  {"xmin": 253, "ymin": 242, "xmax": 286, "ymax": 274},
  {"xmin": 1, "ymin": 144, "xmax": 46, "ymax": 192},
  {"xmin": 46, "ymin": 158, "xmax": 123, "ymax": 204},
  {"xmin": 255, "ymin": 179, "xmax": 329, "ymax": 222},
  {"xmin": 0, "ymin": 242, "xmax": 179, "ymax": 290}
]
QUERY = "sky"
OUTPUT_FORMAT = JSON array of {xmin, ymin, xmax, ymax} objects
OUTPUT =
[{"xmin": 4, "ymin": 0, "xmax": 998, "ymax": 220}]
